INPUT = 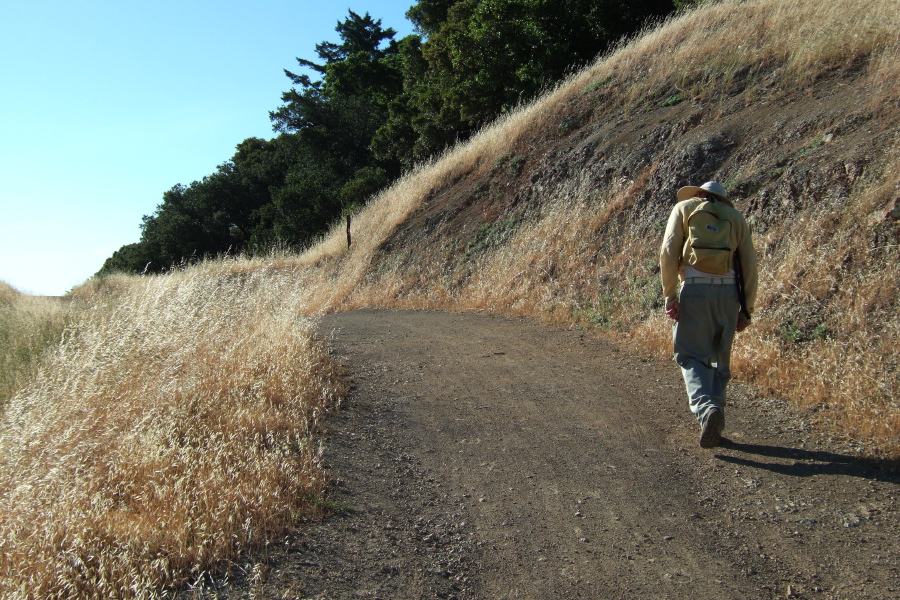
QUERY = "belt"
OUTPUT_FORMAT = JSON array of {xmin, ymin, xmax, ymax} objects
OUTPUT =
[{"xmin": 683, "ymin": 277, "xmax": 734, "ymax": 285}]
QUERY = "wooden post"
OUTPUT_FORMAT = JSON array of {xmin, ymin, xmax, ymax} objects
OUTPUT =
[{"xmin": 346, "ymin": 213, "xmax": 352, "ymax": 248}]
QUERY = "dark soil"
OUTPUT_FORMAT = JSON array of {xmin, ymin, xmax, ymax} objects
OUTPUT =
[{"xmin": 199, "ymin": 309, "xmax": 900, "ymax": 599}]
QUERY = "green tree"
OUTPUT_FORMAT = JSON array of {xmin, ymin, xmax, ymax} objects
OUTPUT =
[
  {"xmin": 370, "ymin": 34, "xmax": 435, "ymax": 169},
  {"xmin": 406, "ymin": 0, "xmax": 458, "ymax": 35},
  {"xmin": 271, "ymin": 10, "xmax": 401, "ymax": 140},
  {"xmin": 376, "ymin": 0, "xmax": 677, "ymax": 165},
  {"xmin": 98, "ymin": 242, "xmax": 154, "ymax": 275},
  {"xmin": 263, "ymin": 157, "xmax": 340, "ymax": 247},
  {"xmin": 270, "ymin": 10, "xmax": 404, "ymax": 212}
]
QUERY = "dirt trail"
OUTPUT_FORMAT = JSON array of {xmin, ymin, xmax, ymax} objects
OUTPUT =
[{"xmin": 220, "ymin": 309, "xmax": 900, "ymax": 600}]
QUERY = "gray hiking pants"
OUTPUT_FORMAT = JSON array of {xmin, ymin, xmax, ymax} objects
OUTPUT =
[{"xmin": 673, "ymin": 278, "xmax": 740, "ymax": 426}]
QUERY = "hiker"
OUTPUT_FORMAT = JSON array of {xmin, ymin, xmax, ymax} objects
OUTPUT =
[{"xmin": 659, "ymin": 181, "xmax": 758, "ymax": 448}]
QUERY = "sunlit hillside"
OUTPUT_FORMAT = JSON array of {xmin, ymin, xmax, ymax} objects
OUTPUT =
[
  {"xmin": 2, "ymin": 0, "xmax": 898, "ymax": 596},
  {"xmin": 288, "ymin": 0, "xmax": 900, "ymax": 455},
  {"xmin": 0, "ymin": 268, "xmax": 346, "ymax": 597}
]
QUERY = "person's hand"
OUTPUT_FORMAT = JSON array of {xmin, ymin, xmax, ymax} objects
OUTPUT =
[
  {"xmin": 665, "ymin": 300, "xmax": 680, "ymax": 321},
  {"xmin": 736, "ymin": 312, "xmax": 751, "ymax": 332}
]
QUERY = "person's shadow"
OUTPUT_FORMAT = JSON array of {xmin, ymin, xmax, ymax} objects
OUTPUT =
[{"xmin": 715, "ymin": 439, "xmax": 900, "ymax": 483}]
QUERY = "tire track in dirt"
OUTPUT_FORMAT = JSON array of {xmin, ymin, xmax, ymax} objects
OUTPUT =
[{"xmin": 219, "ymin": 309, "xmax": 900, "ymax": 599}]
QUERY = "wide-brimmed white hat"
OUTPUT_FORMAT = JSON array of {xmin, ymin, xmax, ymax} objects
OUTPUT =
[{"xmin": 676, "ymin": 181, "xmax": 728, "ymax": 202}]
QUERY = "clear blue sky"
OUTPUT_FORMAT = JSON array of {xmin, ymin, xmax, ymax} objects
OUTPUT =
[{"xmin": 0, "ymin": 0, "xmax": 415, "ymax": 296}]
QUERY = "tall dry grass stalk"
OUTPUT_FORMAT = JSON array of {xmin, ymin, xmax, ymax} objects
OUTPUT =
[
  {"xmin": 0, "ymin": 264, "xmax": 345, "ymax": 598},
  {"xmin": 0, "ymin": 282, "xmax": 71, "ymax": 405}
]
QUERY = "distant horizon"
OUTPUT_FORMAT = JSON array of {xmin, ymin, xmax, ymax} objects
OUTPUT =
[{"xmin": 0, "ymin": 0, "xmax": 414, "ymax": 296}]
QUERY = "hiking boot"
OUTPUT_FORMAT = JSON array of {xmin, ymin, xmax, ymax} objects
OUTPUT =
[{"xmin": 699, "ymin": 407, "xmax": 724, "ymax": 448}]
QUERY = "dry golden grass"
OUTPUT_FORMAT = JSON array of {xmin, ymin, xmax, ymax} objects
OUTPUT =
[
  {"xmin": 0, "ymin": 265, "xmax": 345, "ymax": 598},
  {"xmin": 605, "ymin": 0, "xmax": 900, "ymax": 107},
  {"xmin": 0, "ymin": 282, "xmax": 71, "ymax": 405},
  {"xmin": 3, "ymin": 0, "xmax": 900, "ymax": 597},
  {"xmin": 281, "ymin": 0, "xmax": 900, "ymax": 456},
  {"xmin": 727, "ymin": 145, "xmax": 900, "ymax": 455}
]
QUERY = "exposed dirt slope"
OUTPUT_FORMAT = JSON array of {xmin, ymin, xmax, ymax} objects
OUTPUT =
[
  {"xmin": 333, "ymin": 53, "xmax": 900, "ymax": 455},
  {"xmin": 371, "ymin": 67, "xmax": 896, "ymax": 296},
  {"xmin": 210, "ymin": 310, "xmax": 900, "ymax": 599}
]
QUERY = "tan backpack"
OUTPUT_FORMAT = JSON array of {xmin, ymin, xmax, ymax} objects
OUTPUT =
[{"xmin": 682, "ymin": 199, "xmax": 735, "ymax": 275}]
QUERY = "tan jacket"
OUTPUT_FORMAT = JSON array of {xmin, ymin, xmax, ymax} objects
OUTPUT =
[{"xmin": 659, "ymin": 196, "xmax": 758, "ymax": 317}]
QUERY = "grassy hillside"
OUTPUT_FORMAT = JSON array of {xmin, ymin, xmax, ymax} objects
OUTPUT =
[
  {"xmin": 0, "ymin": 268, "xmax": 346, "ymax": 597},
  {"xmin": 0, "ymin": 282, "xmax": 71, "ymax": 404},
  {"xmin": 1, "ymin": 0, "xmax": 898, "ymax": 596},
  {"xmin": 288, "ymin": 0, "xmax": 900, "ymax": 455}
]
